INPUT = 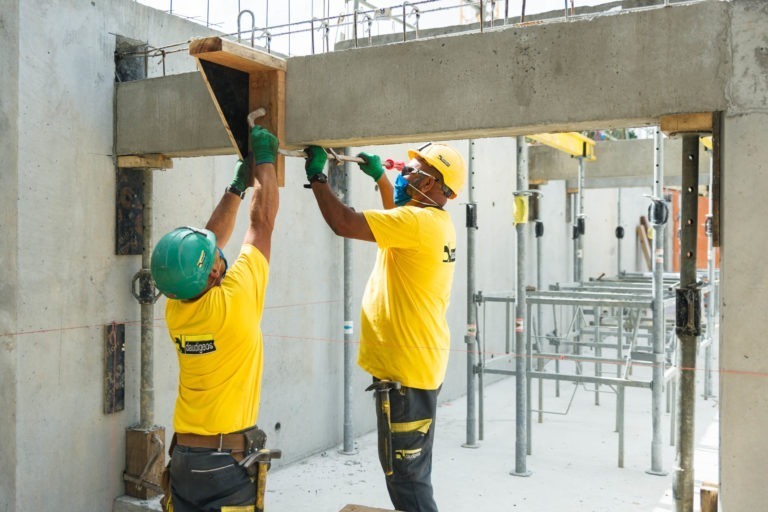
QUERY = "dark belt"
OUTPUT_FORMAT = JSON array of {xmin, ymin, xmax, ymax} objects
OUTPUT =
[{"xmin": 176, "ymin": 432, "xmax": 247, "ymax": 452}]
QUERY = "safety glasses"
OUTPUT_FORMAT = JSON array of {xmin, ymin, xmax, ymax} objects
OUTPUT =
[{"xmin": 402, "ymin": 165, "xmax": 440, "ymax": 182}]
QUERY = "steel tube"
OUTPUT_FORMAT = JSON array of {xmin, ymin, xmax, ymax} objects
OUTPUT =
[
  {"xmin": 617, "ymin": 188, "xmax": 622, "ymax": 275},
  {"xmin": 704, "ymin": 150, "xmax": 715, "ymax": 399},
  {"xmin": 341, "ymin": 152, "xmax": 356, "ymax": 455},
  {"xmin": 464, "ymin": 140, "xmax": 479, "ymax": 448},
  {"xmin": 648, "ymin": 127, "xmax": 668, "ymax": 476},
  {"xmin": 140, "ymin": 169, "xmax": 154, "ymax": 429},
  {"xmin": 574, "ymin": 158, "xmax": 585, "ymax": 283},
  {"xmin": 511, "ymin": 136, "xmax": 531, "ymax": 476},
  {"xmin": 617, "ymin": 385, "xmax": 625, "ymax": 468},
  {"xmin": 482, "ymin": 368, "xmax": 653, "ymax": 389},
  {"xmin": 674, "ymin": 135, "xmax": 700, "ymax": 512}
]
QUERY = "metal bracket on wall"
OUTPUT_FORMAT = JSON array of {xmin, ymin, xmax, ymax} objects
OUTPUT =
[
  {"xmin": 675, "ymin": 284, "xmax": 702, "ymax": 337},
  {"xmin": 104, "ymin": 323, "xmax": 126, "ymax": 414},
  {"xmin": 116, "ymin": 168, "xmax": 144, "ymax": 255},
  {"xmin": 132, "ymin": 269, "xmax": 161, "ymax": 305}
]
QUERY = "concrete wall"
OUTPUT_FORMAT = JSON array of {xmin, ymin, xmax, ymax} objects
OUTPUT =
[
  {"xmin": 8, "ymin": 0, "xmax": 768, "ymax": 510},
  {"xmin": 0, "ymin": 1, "xmax": 20, "ymax": 509},
  {"xmin": 5, "ymin": 1, "xmax": 222, "ymax": 510}
]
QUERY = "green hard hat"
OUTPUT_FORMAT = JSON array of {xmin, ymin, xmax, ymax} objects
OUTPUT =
[{"xmin": 150, "ymin": 226, "xmax": 217, "ymax": 300}]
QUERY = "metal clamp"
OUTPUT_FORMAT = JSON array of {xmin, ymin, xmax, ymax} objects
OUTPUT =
[
  {"xmin": 465, "ymin": 203, "xmax": 478, "ymax": 229},
  {"xmin": 675, "ymin": 283, "xmax": 702, "ymax": 336},
  {"xmin": 512, "ymin": 189, "xmax": 543, "ymax": 198},
  {"xmin": 646, "ymin": 195, "xmax": 670, "ymax": 226},
  {"xmin": 131, "ymin": 269, "xmax": 161, "ymax": 305}
]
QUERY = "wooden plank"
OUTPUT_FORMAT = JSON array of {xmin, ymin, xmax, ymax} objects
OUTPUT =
[
  {"xmin": 700, "ymin": 481, "xmax": 719, "ymax": 512},
  {"xmin": 250, "ymin": 69, "xmax": 286, "ymax": 186},
  {"xmin": 117, "ymin": 154, "xmax": 173, "ymax": 169},
  {"xmin": 190, "ymin": 36, "xmax": 287, "ymax": 185},
  {"xmin": 189, "ymin": 37, "xmax": 287, "ymax": 73},
  {"xmin": 660, "ymin": 112, "xmax": 713, "ymax": 136}
]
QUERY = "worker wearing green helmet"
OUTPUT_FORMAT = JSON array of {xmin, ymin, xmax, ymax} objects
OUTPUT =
[
  {"xmin": 302, "ymin": 142, "xmax": 466, "ymax": 512},
  {"xmin": 151, "ymin": 125, "xmax": 279, "ymax": 512}
]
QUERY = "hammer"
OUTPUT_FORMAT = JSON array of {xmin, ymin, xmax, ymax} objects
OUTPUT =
[
  {"xmin": 240, "ymin": 447, "xmax": 282, "ymax": 512},
  {"xmin": 365, "ymin": 380, "xmax": 402, "ymax": 476}
]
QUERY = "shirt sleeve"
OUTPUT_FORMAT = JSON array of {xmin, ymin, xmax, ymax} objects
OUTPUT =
[
  {"xmin": 220, "ymin": 244, "xmax": 270, "ymax": 307},
  {"xmin": 363, "ymin": 207, "xmax": 422, "ymax": 250}
]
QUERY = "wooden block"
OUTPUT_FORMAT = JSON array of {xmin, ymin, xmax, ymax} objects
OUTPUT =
[
  {"xmin": 124, "ymin": 426, "xmax": 165, "ymax": 499},
  {"xmin": 700, "ymin": 482, "xmax": 719, "ymax": 512},
  {"xmin": 339, "ymin": 506, "xmax": 400, "ymax": 512},
  {"xmin": 660, "ymin": 112, "xmax": 713, "ymax": 136},
  {"xmin": 190, "ymin": 37, "xmax": 286, "ymax": 186},
  {"xmin": 117, "ymin": 154, "xmax": 173, "ymax": 169}
]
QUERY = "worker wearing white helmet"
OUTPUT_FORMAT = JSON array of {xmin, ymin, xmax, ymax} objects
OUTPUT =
[{"xmin": 303, "ymin": 141, "xmax": 466, "ymax": 512}]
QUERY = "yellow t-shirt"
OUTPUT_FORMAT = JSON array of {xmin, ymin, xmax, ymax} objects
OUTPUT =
[
  {"xmin": 165, "ymin": 244, "xmax": 269, "ymax": 435},
  {"xmin": 359, "ymin": 206, "xmax": 456, "ymax": 390}
]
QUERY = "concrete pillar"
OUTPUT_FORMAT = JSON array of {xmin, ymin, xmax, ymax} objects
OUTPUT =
[{"xmin": 720, "ymin": 113, "xmax": 768, "ymax": 511}]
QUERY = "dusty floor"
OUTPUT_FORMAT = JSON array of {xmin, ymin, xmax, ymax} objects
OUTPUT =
[{"xmin": 265, "ymin": 363, "xmax": 719, "ymax": 512}]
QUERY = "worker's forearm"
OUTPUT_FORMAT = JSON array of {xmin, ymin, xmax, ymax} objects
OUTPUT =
[
  {"xmin": 205, "ymin": 192, "xmax": 242, "ymax": 248},
  {"xmin": 250, "ymin": 163, "xmax": 279, "ymax": 229},
  {"xmin": 377, "ymin": 175, "xmax": 395, "ymax": 210},
  {"xmin": 312, "ymin": 182, "xmax": 348, "ymax": 230}
]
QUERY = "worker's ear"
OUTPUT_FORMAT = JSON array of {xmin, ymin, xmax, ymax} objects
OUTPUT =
[{"xmin": 419, "ymin": 174, "xmax": 438, "ymax": 194}]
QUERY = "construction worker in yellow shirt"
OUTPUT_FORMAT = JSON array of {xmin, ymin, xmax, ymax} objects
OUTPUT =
[
  {"xmin": 150, "ymin": 125, "xmax": 279, "ymax": 512},
  {"xmin": 302, "ymin": 142, "xmax": 466, "ymax": 512}
]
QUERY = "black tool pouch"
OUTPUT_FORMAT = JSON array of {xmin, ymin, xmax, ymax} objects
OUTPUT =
[{"xmin": 241, "ymin": 427, "xmax": 267, "ymax": 477}]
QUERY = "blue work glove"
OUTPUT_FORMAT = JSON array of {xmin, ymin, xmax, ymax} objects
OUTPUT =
[
  {"xmin": 230, "ymin": 159, "xmax": 252, "ymax": 192},
  {"xmin": 250, "ymin": 126, "xmax": 278, "ymax": 166},
  {"xmin": 304, "ymin": 146, "xmax": 328, "ymax": 180},
  {"xmin": 356, "ymin": 152, "xmax": 384, "ymax": 182}
]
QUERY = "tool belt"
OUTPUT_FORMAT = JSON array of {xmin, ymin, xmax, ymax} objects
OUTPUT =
[{"xmin": 176, "ymin": 426, "xmax": 267, "ymax": 457}]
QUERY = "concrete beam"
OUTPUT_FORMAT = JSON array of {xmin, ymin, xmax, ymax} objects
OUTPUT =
[
  {"xmin": 115, "ymin": 72, "xmax": 233, "ymax": 158},
  {"xmin": 285, "ymin": 1, "xmax": 728, "ymax": 147},
  {"xmin": 529, "ymin": 138, "xmax": 712, "ymax": 183}
]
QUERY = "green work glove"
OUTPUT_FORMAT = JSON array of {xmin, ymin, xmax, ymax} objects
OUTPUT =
[
  {"xmin": 304, "ymin": 146, "xmax": 328, "ymax": 180},
  {"xmin": 250, "ymin": 126, "xmax": 278, "ymax": 166},
  {"xmin": 356, "ymin": 152, "xmax": 384, "ymax": 182},
  {"xmin": 230, "ymin": 159, "xmax": 252, "ymax": 192}
]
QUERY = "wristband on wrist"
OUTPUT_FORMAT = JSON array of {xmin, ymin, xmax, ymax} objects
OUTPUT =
[
  {"xmin": 308, "ymin": 173, "xmax": 328, "ymax": 184},
  {"xmin": 226, "ymin": 184, "xmax": 245, "ymax": 199}
]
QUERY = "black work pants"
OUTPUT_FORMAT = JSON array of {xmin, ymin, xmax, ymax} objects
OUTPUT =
[
  {"xmin": 169, "ymin": 445, "xmax": 255, "ymax": 512},
  {"xmin": 375, "ymin": 382, "xmax": 440, "ymax": 512}
]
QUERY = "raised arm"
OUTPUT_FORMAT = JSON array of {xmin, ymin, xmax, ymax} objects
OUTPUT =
[
  {"xmin": 304, "ymin": 146, "xmax": 375, "ymax": 242},
  {"xmin": 242, "ymin": 127, "xmax": 280, "ymax": 261},
  {"xmin": 358, "ymin": 152, "xmax": 395, "ymax": 210},
  {"xmin": 204, "ymin": 159, "xmax": 253, "ymax": 248}
]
